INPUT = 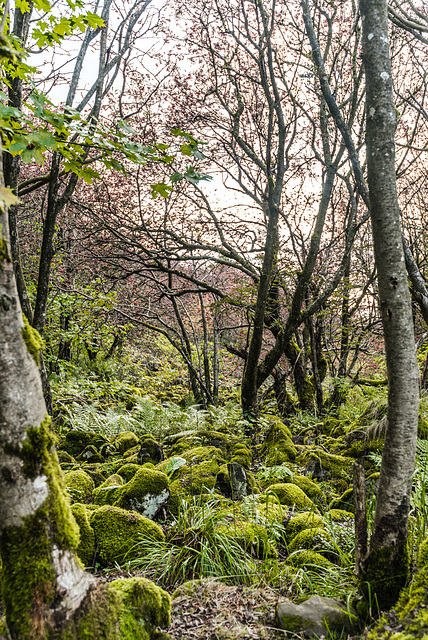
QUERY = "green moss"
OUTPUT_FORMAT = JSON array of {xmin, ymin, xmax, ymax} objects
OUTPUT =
[
  {"xmin": 174, "ymin": 460, "xmax": 220, "ymax": 494},
  {"xmin": 116, "ymin": 463, "xmax": 141, "ymax": 482},
  {"xmin": 90, "ymin": 505, "xmax": 165, "ymax": 565},
  {"xmin": 259, "ymin": 418, "xmax": 297, "ymax": 466},
  {"xmin": 298, "ymin": 448, "xmax": 352, "ymax": 491},
  {"xmin": 115, "ymin": 431, "xmax": 140, "ymax": 454},
  {"xmin": 1, "ymin": 415, "xmax": 80, "ymax": 638},
  {"xmin": 286, "ymin": 512, "xmax": 325, "ymax": 541},
  {"xmin": 64, "ymin": 470, "xmax": 95, "ymax": 502},
  {"xmin": 114, "ymin": 468, "xmax": 169, "ymax": 518},
  {"xmin": 288, "ymin": 549, "xmax": 333, "ymax": 569},
  {"xmin": 109, "ymin": 576, "xmax": 170, "ymax": 631},
  {"xmin": 325, "ymin": 509, "xmax": 354, "ymax": 522},
  {"xmin": 362, "ymin": 544, "xmax": 410, "ymax": 612},
  {"xmin": 62, "ymin": 430, "xmax": 108, "ymax": 459},
  {"xmin": 21, "ymin": 314, "xmax": 44, "ymax": 366},
  {"xmin": 70, "ymin": 503, "xmax": 96, "ymax": 567},
  {"xmin": 418, "ymin": 537, "xmax": 428, "ymax": 567},
  {"xmin": 265, "ymin": 482, "xmax": 314, "ymax": 510},
  {"xmin": 287, "ymin": 527, "xmax": 330, "ymax": 554},
  {"xmin": 0, "ymin": 223, "xmax": 12, "ymax": 265},
  {"xmin": 230, "ymin": 445, "xmax": 252, "ymax": 468},
  {"xmin": 180, "ymin": 445, "xmax": 225, "ymax": 466},
  {"xmin": 329, "ymin": 487, "xmax": 354, "ymax": 513},
  {"xmin": 93, "ymin": 474, "xmax": 125, "ymax": 506}
]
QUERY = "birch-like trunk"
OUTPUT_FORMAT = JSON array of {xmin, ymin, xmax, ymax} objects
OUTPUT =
[
  {"xmin": 0, "ymin": 147, "xmax": 95, "ymax": 638},
  {"xmin": 360, "ymin": 0, "xmax": 420, "ymax": 609}
]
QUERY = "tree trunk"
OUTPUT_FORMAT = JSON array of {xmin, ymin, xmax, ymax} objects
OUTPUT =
[{"xmin": 360, "ymin": 0, "xmax": 420, "ymax": 610}]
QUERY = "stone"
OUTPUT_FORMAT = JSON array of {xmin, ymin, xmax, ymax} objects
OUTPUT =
[{"xmin": 276, "ymin": 595, "xmax": 359, "ymax": 638}]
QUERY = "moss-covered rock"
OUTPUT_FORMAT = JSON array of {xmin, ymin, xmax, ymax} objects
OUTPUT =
[
  {"xmin": 62, "ymin": 430, "xmax": 108, "ymax": 459},
  {"xmin": 115, "ymin": 431, "xmax": 140, "ymax": 454},
  {"xmin": 259, "ymin": 418, "xmax": 297, "ymax": 466},
  {"xmin": 287, "ymin": 527, "xmax": 331, "ymax": 555},
  {"xmin": 329, "ymin": 487, "xmax": 354, "ymax": 513},
  {"xmin": 325, "ymin": 509, "xmax": 354, "ymax": 522},
  {"xmin": 93, "ymin": 474, "xmax": 125, "ymax": 506},
  {"xmin": 286, "ymin": 512, "xmax": 325, "ymax": 541},
  {"xmin": 57, "ymin": 450, "xmax": 76, "ymax": 463},
  {"xmin": 298, "ymin": 448, "xmax": 352, "ymax": 490},
  {"xmin": 115, "ymin": 463, "xmax": 141, "ymax": 483},
  {"xmin": 137, "ymin": 435, "xmax": 164, "ymax": 465},
  {"xmin": 265, "ymin": 482, "xmax": 314, "ymax": 510},
  {"xmin": 230, "ymin": 445, "xmax": 252, "ymax": 469},
  {"xmin": 108, "ymin": 577, "xmax": 170, "ymax": 637},
  {"xmin": 114, "ymin": 468, "xmax": 170, "ymax": 519},
  {"xmin": 71, "ymin": 502, "xmax": 96, "ymax": 567},
  {"xmin": 288, "ymin": 549, "xmax": 334, "ymax": 569},
  {"xmin": 90, "ymin": 505, "xmax": 165, "ymax": 564},
  {"xmin": 180, "ymin": 445, "xmax": 225, "ymax": 467},
  {"xmin": 64, "ymin": 469, "xmax": 95, "ymax": 502}
]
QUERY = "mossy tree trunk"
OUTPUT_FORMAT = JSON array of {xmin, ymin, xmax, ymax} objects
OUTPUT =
[
  {"xmin": 0, "ymin": 143, "xmax": 96, "ymax": 637},
  {"xmin": 360, "ymin": 0, "xmax": 420, "ymax": 610}
]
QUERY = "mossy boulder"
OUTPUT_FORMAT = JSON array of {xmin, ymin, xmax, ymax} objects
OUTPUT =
[
  {"xmin": 277, "ymin": 595, "xmax": 359, "ymax": 638},
  {"xmin": 230, "ymin": 445, "xmax": 252, "ymax": 469},
  {"xmin": 287, "ymin": 527, "xmax": 331, "ymax": 555},
  {"xmin": 115, "ymin": 463, "xmax": 141, "ymax": 482},
  {"xmin": 215, "ymin": 462, "xmax": 252, "ymax": 500},
  {"xmin": 90, "ymin": 505, "xmax": 165, "ymax": 564},
  {"xmin": 108, "ymin": 577, "xmax": 171, "ymax": 638},
  {"xmin": 64, "ymin": 469, "xmax": 95, "ymax": 502},
  {"xmin": 325, "ymin": 508, "xmax": 354, "ymax": 522},
  {"xmin": 71, "ymin": 502, "xmax": 96, "ymax": 566},
  {"xmin": 166, "ymin": 429, "xmax": 247, "ymax": 462},
  {"xmin": 259, "ymin": 418, "xmax": 297, "ymax": 466},
  {"xmin": 329, "ymin": 487, "xmax": 354, "ymax": 513},
  {"xmin": 57, "ymin": 450, "xmax": 76, "ymax": 463},
  {"xmin": 63, "ymin": 429, "xmax": 108, "ymax": 458},
  {"xmin": 288, "ymin": 549, "xmax": 334, "ymax": 569},
  {"xmin": 115, "ymin": 430, "xmax": 140, "ymax": 454},
  {"xmin": 298, "ymin": 448, "xmax": 352, "ymax": 490},
  {"xmin": 93, "ymin": 474, "xmax": 125, "ymax": 506},
  {"xmin": 265, "ymin": 483, "xmax": 314, "ymax": 510},
  {"xmin": 137, "ymin": 435, "xmax": 164, "ymax": 465},
  {"xmin": 262, "ymin": 473, "xmax": 324, "ymax": 502},
  {"xmin": 286, "ymin": 512, "xmax": 325, "ymax": 541},
  {"xmin": 180, "ymin": 445, "xmax": 225, "ymax": 466},
  {"xmin": 114, "ymin": 468, "xmax": 170, "ymax": 519},
  {"xmin": 172, "ymin": 459, "xmax": 220, "ymax": 495}
]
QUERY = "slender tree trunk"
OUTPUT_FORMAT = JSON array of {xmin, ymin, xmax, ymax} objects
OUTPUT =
[
  {"xmin": 241, "ymin": 203, "xmax": 278, "ymax": 425},
  {"xmin": 360, "ymin": 0, "xmax": 420, "ymax": 609}
]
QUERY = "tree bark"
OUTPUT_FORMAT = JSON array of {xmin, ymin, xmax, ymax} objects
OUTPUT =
[{"xmin": 360, "ymin": 0, "xmax": 420, "ymax": 610}]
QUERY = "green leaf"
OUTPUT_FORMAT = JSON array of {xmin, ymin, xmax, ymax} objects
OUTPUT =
[
  {"xmin": 151, "ymin": 183, "xmax": 173, "ymax": 199},
  {"xmin": 0, "ymin": 186, "xmax": 19, "ymax": 211}
]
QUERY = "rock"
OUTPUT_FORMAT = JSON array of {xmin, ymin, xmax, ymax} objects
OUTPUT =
[
  {"xmin": 90, "ymin": 505, "xmax": 165, "ymax": 564},
  {"xmin": 216, "ymin": 462, "xmax": 250, "ymax": 500},
  {"xmin": 266, "ymin": 482, "xmax": 314, "ymax": 510},
  {"xmin": 115, "ymin": 430, "xmax": 140, "ymax": 454},
  {"xmin": 71, "ymin": 503, "xmax": 96, "ymax": 566},
  {"xmin": 115, "ymin": 462, "xmax": 141, "ymax": 482},
  {"xmin": 137, "ymin": 435, "xmax": 164, "ymax": 465},
  {"xmin": 259, "ymin": 418, "xmax": 297, "ymax": 466},
  {"xmin": 114, "ymin": 468, "xmax": 170, "ymax": 519},
  {"xmin": 64, "ymin": 469, "xmax": 95, "ymax": 502},
  {"xmin": 276, "ymin": 595, "xmax": 358, "ymax": 637},
  {"xmin": 93, "ymin": 473, "xmax": 125, "ymax": 506},
  {"xmin": 62, "ymin": 429, "xmax": 108, "ymax": 458}
]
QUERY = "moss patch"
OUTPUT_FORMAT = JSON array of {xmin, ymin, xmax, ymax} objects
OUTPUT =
[
  {"xmin": 265, "ymin": 483, "xmax": 314, "ymax": 510},
  {"xmin": 71, "ymin": 503, "xmax": 96, "ymax": 567},
  {"xmin": 64, "ymin": 470, "xmax": 95, "ymax": 502},
  {"xmin": 21, "ymin": 314, "xmax": 44, "ymax": 366},
  {"xmin": 90, "ymin": 505, "xmax": 165, "ymax": 565}
]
